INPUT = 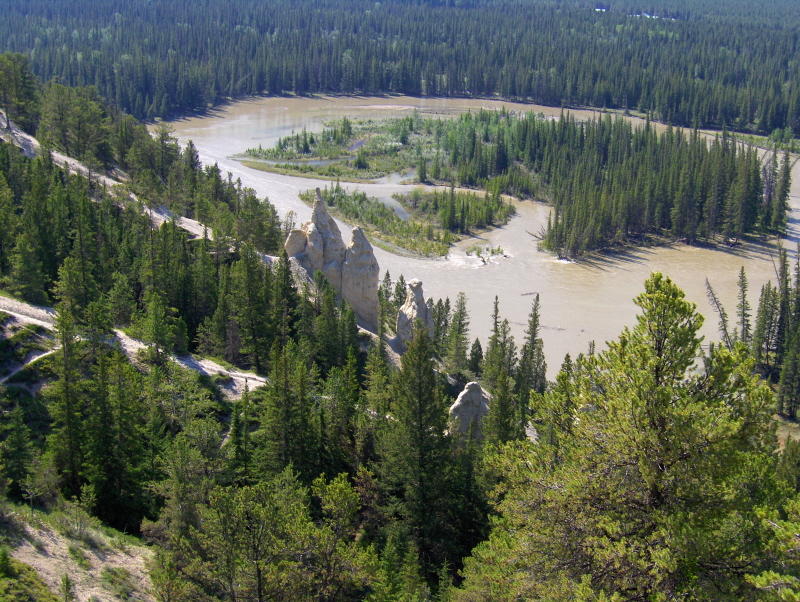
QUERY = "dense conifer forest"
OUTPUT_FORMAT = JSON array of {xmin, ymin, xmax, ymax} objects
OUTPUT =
[
  {"xmin": 4, "ymin": 1, "xmax": 800, "ymax": 598},
  {"xmin": 252, "ymin": 110, "xmax": 791, "ymax": 255},
  {"xmin": 2, "ymin": 0, "xmax": 800, "ymax": 135}
]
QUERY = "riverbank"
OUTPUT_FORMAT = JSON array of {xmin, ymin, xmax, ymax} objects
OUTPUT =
[{"xmin": 162, "ymin": 95, "xmax": 800, "ymax": 376}]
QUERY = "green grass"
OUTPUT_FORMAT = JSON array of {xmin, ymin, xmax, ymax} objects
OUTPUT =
[
  {"xmin": 101, "ymin": 566, "xmax": 135, "ymax": 599},
  {"xmin": 0, "ymin": 553, "xmax": 58, "ymax": 602},
  {"xmin": 302, "ymin": 186, "xmax": 453, "ymax": 256},
  {"xmin": 0, "ymin": 323, "xmax": 53, "ymax": 366},
  {"xmin": 68, "ymin": 544, "xmax": 91, "ymax": 570},
  {"xmin": 241, "ymin": 115, "xmax": 442, "ymax": 182}
]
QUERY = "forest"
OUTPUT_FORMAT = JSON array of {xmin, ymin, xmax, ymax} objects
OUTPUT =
[
  {"xmin": 252, "ymin": 110, "xmax": 791, "ymax": 255},
  {"xmin": 1, "ymin": 0, "xmax": 800, "ymax": 136},
  {"xmin": 298, "ymin": 183, "xmax": 514, "ymax": 257},
  {"xmin": 3, "ymin": 0, "xmax": 800, "ymax": 597}
]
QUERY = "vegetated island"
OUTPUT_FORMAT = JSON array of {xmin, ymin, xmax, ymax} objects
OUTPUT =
[
  {"xmin": 298, "ymin": 183, "xmax": 515, "ymax": 257},
  {"xmin": 240, "ymin": 111, "xmax": 793, "ymax": 258}
]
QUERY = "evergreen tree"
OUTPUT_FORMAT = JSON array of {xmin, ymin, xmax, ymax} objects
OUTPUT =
[
  {"xmin": 7, "ymin": 231, "xmax": 47, "ymax": 305},
  {"xmin": 484, "ymin": 365, "xmax": 518, "ymax": 445},
  {"xmin": 254, "ymin": 340, "xmax": 317, "ymax": 481},
  {"xmin": 468, "ymin": 338, "xmax": 483, "ymax": 376},
  {"xmin": 143, "ymin": 289, "xmax": 175, "ymax": 363},
  {"xmin": 0, "ymin": 175, "xmax": 17, "ymax": 276},
  {"xmin": 459, "ymin": 274, "xmax": 783, "ymax": 599},
  {"xmin": 515, "ymin": 294, "xmax": 547, "ymax": 433},
  {"xmin": 379, "ymin": 324, "xmax": 453, "ymax": 581},
  {"xmin": 737, "ymin": 267, "xmax": 751, "ymax": 344},
  {"xmin": 0, "ymin": 403, "xmax": 32, "ymax": 500},
  {"xmin": 228, "ymin": 385, "xmax": 252, "ymax": 484},
  {"xmin": 48, "ymin": 306, "xmax": 84, "ymax": 498},
  {"xmin": 444, "ymin": 292, "xmax": 469, "ymax": 374}
]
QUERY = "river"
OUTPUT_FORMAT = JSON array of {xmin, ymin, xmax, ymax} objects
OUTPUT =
[{"xmin": 163, "ymin": 95, "xmax": 800, "ymax": 375}]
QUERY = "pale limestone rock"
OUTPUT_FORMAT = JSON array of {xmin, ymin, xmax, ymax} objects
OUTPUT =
[
  {"xmin": 449, "ymin": 382, "xmax": 490, "ymax": 439},
  {"xmin": 312, "ymin": 190, "xmax": 346, "ymax": 267},
  {"xmin": 304, "ymin": 222, "xmax": 324, "ymax": 273},
  {"xmin": 283, "ymin": 191, "xmax": 380, "ymax": 331},
  {"xmin": 284, "ymin": 229, "xmax": 307, "ymax": 257},
  {"xmin": 342, "ymin": 227, "xmax": 380, "ymax": 330},
  {"xmin": 396, "ymin": 279, "xmax": 434, "ymax": 348}
]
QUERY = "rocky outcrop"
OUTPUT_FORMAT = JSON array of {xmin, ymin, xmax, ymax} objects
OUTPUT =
[
  {"xmin": 395, "ymin": 279, "xmax": 435, "ymax": 349},
  {"xmin": 284, "ymin": 189, "xmax": 379, "ymax": 330},
  {"xmin": 448, "ymin": 382, "xmax": 490, "ymax": 439},
  {"xmin": 284, "ymin": 229, "xmax": 307, "ymax": 257},
  {"xmin": 286, "ymin": 191, "xmax": 346, "ymax": 287},
  {"xmin": 342, "ymin": 227, "xmax": 380, "ymax": 330}
]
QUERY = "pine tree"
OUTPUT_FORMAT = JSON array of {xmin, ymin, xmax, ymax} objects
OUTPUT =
[
  {"xmin": 737, "ymin": 267, "xmax": 752, "ymax": 343},
  {"xmin": 379, "ymin": 324, "xmax": 452, "ymax": 581},
  {"xmin": 143, "ymin": 289, "xmax": 175, "ymax": 364},
  {"xmin": 229, "ymin": 245, "xmax": 270, "ymax": 372},
  {"xmin": 468, "ymin": 338, "xmax": 483, "ymax": 376},
  {"xmin": 48, "ymin": 306, "xmax": 84, "ymax": 498},
  {"xmin": 1, "ymin": 403, "xmax": 32, "ymax": 500},
  {"xmin": 779, "ymin": 338, "xmax": 800, "ymax": 418},
  {"xmin": 107, "ymin": 271, "xmax": 135, "ymax": 326},
  {"xmin": 515, "ymin": 294, "xmax": 547, "ymax": 432},
  {"xmin": 444, "ymin": 292, "xmax": 470, "ymax": 374},
  {"xmin": 0, "ymin": 174, "xmax": 17, "ymax": 276},
  {"xmin": 83, "ymin": 352, "xmax": 126, "ymax": 526},
  {"xmin": 772, "ymin": 151, "xmax": 791, "ymax": 231},
  {"xmin": 271, "ymin": 251, "xmax": 299, "ymax": 346},
  {"xmin": 7, "ymin": 231, "xmax": 48, "ymax": 305},
  {"xmin": 255, "ymin": 340, "xmax": 317, "ymax": 481},
  {"xmin": 228, "ymin": 385, "xmax": 252, "ymax": 484},
  {"xmin": 459, "ymin": 273, "xmax": 782, "ymax": 599},
  {"xmin": 752, "ymin": 282, "xmax": 779, "ymax": 378},
  {"xmin": 484, "ymin": 365, "xmax": 517, "ymax": 444}
]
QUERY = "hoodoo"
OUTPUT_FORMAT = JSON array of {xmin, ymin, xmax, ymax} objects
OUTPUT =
[
  {"xmin": 395, "ymin": 278, "xmax": 435, "ymax": 350},
  {"xmin": 448, "ymin": 381, "xmax": 491, "ymax": 439},
  {"xmin": 285, "ymin": 189, "xmax": 379, "ymax": 330}
]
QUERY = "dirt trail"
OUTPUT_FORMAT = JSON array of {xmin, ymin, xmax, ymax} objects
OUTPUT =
[
  {"xmin": 0, "ymin": 111, "xmax": 213, "ymax": 241},
  {"xmin": 0, "ymin": 294, "xmax": 265, "ymax": 398},
  {"xmin": 0, "ymin": 347, "xmax": 59, "ymax": 386}
]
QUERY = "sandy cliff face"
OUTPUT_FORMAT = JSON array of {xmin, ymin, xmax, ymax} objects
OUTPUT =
[
  {"xmin": 285, "ymin": 190, "xmax": 379, "ymax": 330},
  {"xmin": 449, "ymin": 381, "xmax": 490, "ymax": 439},
  {"xmin": 342, "ymin": 227, "xmax": 380, "ymax": 330},
  {"xmin": 395, "ymin": 278, "xmax": 435, "ymax": 349}
]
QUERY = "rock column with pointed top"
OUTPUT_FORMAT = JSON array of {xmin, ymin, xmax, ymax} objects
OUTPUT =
[
  {"xmin": 395, "ymin": 278, "xmax": 435, "ymax": 349},
  {"xmin": 342, "ymin": 227, "xmax": 380, "ymax": 330},
  {"xmin": 284, "ymin": 189, "xmax": 379, "ymax": 330},
  {"xmin": 448, "ymin": 381, "xmax": 491, "ymax": 439}
]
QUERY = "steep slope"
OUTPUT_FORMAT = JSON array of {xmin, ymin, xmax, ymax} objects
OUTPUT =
[{"xmin": 0, "ymin": 294, "xmax": 265, "ymax": 398}]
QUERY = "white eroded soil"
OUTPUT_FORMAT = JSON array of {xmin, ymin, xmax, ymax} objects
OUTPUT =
[{"xmin": 0, "ymin": 294, "xmax": 264, "ymax": 398}]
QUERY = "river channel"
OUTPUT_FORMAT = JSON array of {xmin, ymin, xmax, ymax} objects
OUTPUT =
[{"xmin": 164, "ymin": 95, "xmax": 800, "ymax": 375}]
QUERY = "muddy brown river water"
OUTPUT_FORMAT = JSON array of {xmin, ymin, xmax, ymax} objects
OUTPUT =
[{"xmin": 164, "ymin": 96, "xmax": 800, "ymax": 375}]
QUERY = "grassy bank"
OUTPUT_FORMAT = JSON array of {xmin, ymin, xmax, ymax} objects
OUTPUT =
[
  {"xmin": 300, "ymin": 185, "xmax": 453, "ymax": 256},
  {"xmin": 300, "ymin": 184, "xmax": 515, "ymax": 257}
]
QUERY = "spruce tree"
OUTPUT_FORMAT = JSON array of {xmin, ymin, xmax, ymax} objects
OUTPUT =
[
  {"xmin": 445, "ymin": 292, "xmax": 470, "ymax": 374},
  {"xmin": 468, "ymin": 338, "xmax": 483, "ymax": 376},
  {"xmin": 48, "ymin": 305, "xmax": 84, "ymax": 498},
  {"xmin": 515, "ymin": 294, "xmax": 547, "ymax": 432},
  {"xmin": 737, "ymin": 267, "xmax": 751, "ymax": 343},
  {"xmin": 7, "ymin": 231, "xmax": 48, "ymax": 305},
  {"xmin": 459, "ymin": 274, "xmax": 783, "ymax": 599},
  {"xmin": 379, "ymin": 324, "xmax": 452, "ymax": 581},
  {"xmin": 143, "ymin": 289, "xmax": 175, "ymax": 364},
  {"xmin": 1, "ymin": 403, "xmax": 32, "ymax": 500},
  {"xmin": 0, "ymin": 174, "xmax": 17, "ymax": 276}
]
